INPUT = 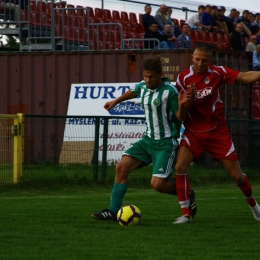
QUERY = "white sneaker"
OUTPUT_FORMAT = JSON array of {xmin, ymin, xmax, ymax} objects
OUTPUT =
[
  {"xmin": 250, "ymin": 203, "xmax": 260, "ymax": 220},
  {"xmin": 172, "ymin": 215, "xmax": 192, "ymax": 224}
]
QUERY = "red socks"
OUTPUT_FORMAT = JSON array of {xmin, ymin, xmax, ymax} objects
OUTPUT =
[
  {"xmin": 237, "ymin": 174, "xmax": 256, "ymax": 207},
  {"xmin": 175, "ymin": 174, "xmax": 190, "ymax": 217}
]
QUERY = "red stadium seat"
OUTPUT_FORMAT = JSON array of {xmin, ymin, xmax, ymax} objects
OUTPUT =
[
  {"xmin": 129, "ymin": 12, "xmax": 138, "ymax": 24},
  {"xmin": 121, "ymin": 11, "xmax": 129, "ymax": 22},
  {"xmin": 172, "ymin": 18, "xmax": 180, "ymax": 28},
  {"xmin": 112, "ymin": 10, "xmax": 121, "ymax": 22},
  {"xmin": 94, "ymin": 7, "xmax": 103, "ymax": 22},
  {"xmin": 103, "ymin": 9, "xmax": 112, "ymax": 22}
]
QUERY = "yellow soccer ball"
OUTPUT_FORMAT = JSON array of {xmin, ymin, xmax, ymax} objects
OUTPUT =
[{"xmin": 117, "ymin": 204, "xmax": 141, "ymax": 226}]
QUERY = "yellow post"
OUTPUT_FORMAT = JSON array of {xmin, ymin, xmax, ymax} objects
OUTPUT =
[{"xmin": 12, "ymin": 114, "xmax": 24, "ymax": 183}]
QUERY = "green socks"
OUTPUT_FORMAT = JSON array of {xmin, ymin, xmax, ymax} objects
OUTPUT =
[{"xmin": 110, "ymin": 183, "xmax": 128, "ymax": 214}]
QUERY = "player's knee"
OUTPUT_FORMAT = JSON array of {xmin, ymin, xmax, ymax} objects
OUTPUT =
[
  {"xmin": 151, "ymin": 178, "xmax": 165, "ymax": 192},
  {"xmin": 175, "ymin": 163, "xmax": 188, "ymax": 174}
]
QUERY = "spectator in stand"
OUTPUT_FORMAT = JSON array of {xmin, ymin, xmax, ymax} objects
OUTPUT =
[
  {"xmin": 176, "ymin": 23, "xmax": 192, "ymax": 49},
  {"xmin": 250, "ymin": 13, "xmax": 260, "ymax": 34},
  {"xmin": 230, "ymin": 23, "xmax": 246, "ymax": 51},
  {"xmin": 211, "ymin": 5, "xmax": 228, "ymax": 34},
  {"xmin": 201, "ymin": 4, "xmax": 223, "ymax": 33},
  {"xmin": 225, "ymin": 8, "xmax": 251, "ymax": 36},
  {"xmin": 167, "ymin": 6, "xmax": 182, "ymax": 37},
  {"xmin": 237, "ymin": 10, "xmax": 252, "ymax": 35},
  {"xmin": 216, "ymin": 6, "xmax": 235, "ymax": 34},
  {"xmin": 154, "ymin": 4, "xmax": 174, "ymax": 34},
  {"xmin": 162, "ymin": 24, "xmax": 176, "ymax": 49},
  {"xmin": 252, "ymin": 13, "xmax": 260, "ymax": 28},
  {"xmin": 185, "ymin": 5, "xmax": 205, "ymax": 30},
  {"xmin": 142, "ymin": 4, "xmax": 157, "ymax": 33},
  {"xmin": 227, "ymin": 8, "xmax": 238, "ymax": 28},
  {"xmin": 246, "ymin": 35, "xmax": 257, "ymax": 52},
  {"xmin": 144, "ymin": 23, "xmax": 173, "ymax": 49},
  {"xmin": 252, "ymin": 44, "xmax": 260, "ymax": 71}
]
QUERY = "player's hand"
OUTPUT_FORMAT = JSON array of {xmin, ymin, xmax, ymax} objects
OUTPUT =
[
  {"xmin": 104, "ymin": 100, "xmax": 118, "ymax": 111},
  {"xmin": 179, "ymin": 85, "xmax": 196, "ymax": 108}
]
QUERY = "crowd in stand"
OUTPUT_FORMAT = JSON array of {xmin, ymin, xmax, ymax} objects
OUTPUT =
[
  {"xmin": 141, "ymin": 3, "xmax": 260, "ymax": 70},
  {"xmin": 1, "ymin": 0, "xmax": 260, "ymax": 69}
]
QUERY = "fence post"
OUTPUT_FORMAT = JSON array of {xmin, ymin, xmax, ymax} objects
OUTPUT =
[
  {"xmin": 93, "ymin": 117, "xmax": 100, "ymax": 181},
  {"xmin": 13, "ymin": 113, "xmax": 24, "ymax": 183},
  {"xmin": 101, "ymin": 118, "xmax": 108, "ymax": 182}
]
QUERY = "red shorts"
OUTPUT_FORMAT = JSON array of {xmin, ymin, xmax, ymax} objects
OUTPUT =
[{"xmin": 180, "ymin": 124, "xmax": 238, "ymax": 162}]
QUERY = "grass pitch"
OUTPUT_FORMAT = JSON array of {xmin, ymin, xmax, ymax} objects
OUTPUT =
[{"xmin": 0, "ymin": 183, "xmax": 260, "ymax": 260}]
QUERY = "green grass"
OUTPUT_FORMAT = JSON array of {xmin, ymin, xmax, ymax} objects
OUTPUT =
[{"xmin": 1, "ymin": 182, "xmax": 260, "ymax": 260}]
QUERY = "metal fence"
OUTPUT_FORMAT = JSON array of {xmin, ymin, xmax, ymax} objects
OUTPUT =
[
  {"xmin": 22, "ymin": 115, "xmax": 260, "ymax": 181},
  {"xmin": 0, "ymin": 0, "xmax": 168, "ymax": 51}
]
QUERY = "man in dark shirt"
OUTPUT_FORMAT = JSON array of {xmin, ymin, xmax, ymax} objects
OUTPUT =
[
  {"xmin": 142, "ymin": 4, "xmax": 157, "ymax": 33},
  {"xmin": 230, "ymin": 23, "xmax": 246, "ymax": 51},
  {"xmin": 144, "ymin": 23, "xmax": 170, "ymax": 49}
]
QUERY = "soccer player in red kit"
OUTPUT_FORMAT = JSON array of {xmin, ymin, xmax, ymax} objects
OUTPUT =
[{"xmin": 173, "ymin": 45, "xmax": 260, "ymax": 224}]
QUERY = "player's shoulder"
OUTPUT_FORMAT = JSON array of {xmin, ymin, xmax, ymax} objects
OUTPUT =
[
  {"xmin": 209, "ymin": 64, "xmax": 231, "ymax": 74},
  {"xmin": 161, "ymin": 79, "xmax": 179, "ymax": 94}
]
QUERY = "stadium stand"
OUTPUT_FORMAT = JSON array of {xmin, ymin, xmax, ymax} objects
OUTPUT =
[{"xmin": 0, "ymin": 0, "xmax": 235, "ymax": 52}]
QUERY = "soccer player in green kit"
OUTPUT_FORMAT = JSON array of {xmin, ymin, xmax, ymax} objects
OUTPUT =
[{"xmin": 91, "ymin": 56, "xmax": 197, "ymax": 221}]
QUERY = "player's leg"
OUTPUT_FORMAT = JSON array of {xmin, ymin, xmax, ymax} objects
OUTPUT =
[
  {"xmin": 173, "ymin": 145, "xmax": 194, "ymax": 224},
  {"xmin": 221, "ymin": 159, "xmax": 260, "ymax": 220},
  {"xmin": 91, "ymin": 139, "xmax": 150, "ymax": 221}
]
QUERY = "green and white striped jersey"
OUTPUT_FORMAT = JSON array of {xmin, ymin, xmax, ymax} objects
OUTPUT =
[{"xmin": 132, "ymin": 78, "xmax": 181, "ymax": 140}]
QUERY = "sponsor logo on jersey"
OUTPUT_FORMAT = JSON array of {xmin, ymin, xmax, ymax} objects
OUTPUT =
[
  {"xmin": 153, "ymin": 98, "xmax": 161, "ymax": 106},
  {"xmin": 195, "ymin": 87, "xmax": 213, "ymax": 100}
]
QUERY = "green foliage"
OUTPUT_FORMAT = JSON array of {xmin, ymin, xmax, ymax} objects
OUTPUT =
[{"xmin": 0, "ymin": 185, "xmax": 260, "ymax": 260}]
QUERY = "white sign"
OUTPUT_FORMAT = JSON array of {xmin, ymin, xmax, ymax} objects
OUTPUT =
[{"xmin": 63, "ymin": 83, "xmax": 146, "ymax": 164}]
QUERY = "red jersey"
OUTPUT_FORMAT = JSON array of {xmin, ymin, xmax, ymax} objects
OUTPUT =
[{"xmin": 176, "ymin": 65, "xmax": 240, "ymax": 132}]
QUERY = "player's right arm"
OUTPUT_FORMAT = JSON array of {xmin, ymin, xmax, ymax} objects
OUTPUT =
[{"xmin": 104, "ymin": 89, "xmax": 138, "ymax": 111}]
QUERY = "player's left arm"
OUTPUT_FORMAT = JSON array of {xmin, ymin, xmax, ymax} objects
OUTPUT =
[{"xmin": 236, "ymin": 71, "xmax": 260, "ymax": 83}]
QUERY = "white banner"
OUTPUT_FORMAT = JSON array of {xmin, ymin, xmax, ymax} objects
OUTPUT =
[{"xmin": 62, "ymin": 83, "xmax": 146, "ymax": 164}]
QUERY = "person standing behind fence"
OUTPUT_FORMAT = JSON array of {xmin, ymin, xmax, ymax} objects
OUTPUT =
[
  {"xmin": 176, "ymin": 24, "xmax": 192, "ymax": 49},
  {"xmin": 142, "ymin": 4, "xmax": 157, "ymax": 33},
  {"xmin": 91, "ymin": 56, "xmax": 197, "ymax": 222},
  {"xmin": 173, "ymin": 45, "xmax": 260, "ymax": 224}
]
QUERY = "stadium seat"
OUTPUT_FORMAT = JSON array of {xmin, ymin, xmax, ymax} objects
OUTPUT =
[
  {"xmin": 94, "ymin": 7, "xmax": 103, "ymax": 22},
  {"xmin": 103, "ymin": 9, "xmax": 112, "ymax": 22},
  {"xmin": 86, "ymin": 6, "xmax": 95, "ymax": 19},
  {"xmin": 67, "ymin": 4, "xmax": 76, "ymax": 16},
  {"xmin": 76, "ymin": 5, "xmax": 85, "ymax": 16},
  {"xmin": 112, "ymin": 10, "xmax": 121, "ymax": 22},
  {"xmin": 216, "ymin": 33, "xmax": 226, "ymax": 49},
  {"xmin": 124, "ymin": 23, "xmax": 134, "ymax": 33},
  {"xmin": 121, "ymin": 11, "xmax": 129, "ymax": 22},
  {"xmin": 172, "ymin": 18, "xmax": 180, "ymax": 28},
  {"xmin": 36, "ymin": 1, "xmax": 46, "ymax": 14},
  {"xmin": 129, "ymin": 12, "xmax": 138, "ymax": 24},
  {"xmin": 222, "ymin": 34, "xmax": 231, "ymax": 50},
  {"xmin": 180, "ymin": 19, "xmax": 186, "ymax": 29}
]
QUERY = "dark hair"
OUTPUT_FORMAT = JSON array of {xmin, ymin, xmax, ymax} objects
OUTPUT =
[
  {"xmin": 211, "ymin": 5, "xmax": 217, "ymax": 10},
  {"xmin": 142, "ymin": 56, "xmax": 162, "ymax": 74},
  {"xmin": 198, "ymin": 5, "xmax": 205, "ymax": 10},
  {"xmin": 145, "ymin": 4, "xmax": 151, "ymax": 8}
]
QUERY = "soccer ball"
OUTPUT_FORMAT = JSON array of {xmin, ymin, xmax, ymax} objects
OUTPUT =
[{"xmin": 117, "ymin": 204, "xmax": 141, "ymax": 226}]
